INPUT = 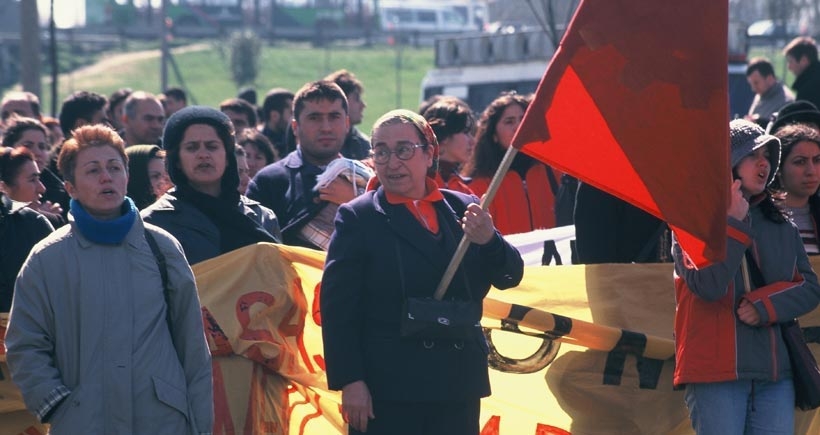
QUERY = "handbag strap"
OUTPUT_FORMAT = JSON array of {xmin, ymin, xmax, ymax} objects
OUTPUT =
[
  {"xmin": 144, "ymin": 229, "xmax": 173, "ymax": 335},
  {"xmin": 393, "ymin": 224, "xmax": 473, "ymax": 302}
]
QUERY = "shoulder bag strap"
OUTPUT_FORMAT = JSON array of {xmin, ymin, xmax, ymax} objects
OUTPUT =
[
  {"xmin": 743, "ymin": 249, "xmax": 766, "ymax": 289},
  {"xmin": 144, "ymin": 229, "xmax": 173, "ymax": 335}
]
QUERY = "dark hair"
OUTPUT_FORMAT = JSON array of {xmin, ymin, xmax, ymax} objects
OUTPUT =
[
  {"xmin": 1, "ymin": 92, "xmax": 40, "ymax": 122},
  {"xmin": 292, "ymin": 81, "xmax": 348, "ymax": 123},
  {"xmin": 0, "ymin": 146, "xmax": 36, "ymax": 186},
  {"xmin": 418, "ymin": 94, "xmax": 470, "ymax": 116},
  {"xmin": 773, "ymin": 123, "xmax": 820, "ymax": 182},
  {"xmin": 746, "ymin": 57, "xmax": 775, "ymax": 77},
  {"xmin": 58, "ymin": 125, "xmax": 128, "ymax": 184},
  {"xmin": 125, "ymin": 144, "xmax": 162, "ymax": 210},
  {"xmin": 163, "ymin": 87, "xmax": 187, "ymax": 103},
  {"xmin": 262, "ymin": 88, "xmax": 294, "ymax": 120},
  {"xmin": 59, "ymin": 91, "xmax": 108, "ymax": 138},
  {"xmin": 323, "ymin": 69, "xmax": 364, "ymax": 97},
  {"xmin": 463, "ymin": 92, "xmax": 530, "ymax": 178},
  {"xmin": 237, "ymin": 86, "xmax": 257, "ymax": 106},
  {"xmin": 234, "ymin": 145, "xmax": 246, "ymax": 158},
  {"xmin": 161, "ymin": 106, "xmax": 239, "ymax": 203},
  {"xmin": 756, "ymin": 191, "xmax": 790, "ymax": 223},
  {"xmin": 237, "ymin": 129, "xmax": 278, "ymax": 164},
  {"xmin": 106, "ymin": 88, "xmax": 132, "ymax": 122},
  {"xmin": 784, "ymin": 36, "xmax": 819, "ymax": 64},
  {"xmin": 219, "ymin": 98, "xmax": 258, "ymax": 127},
  {"xmin": 423, "ymin": 99, "xmax": 476, "ymax": 143},
  {"xmin": 2, "ymin": 117, "xmax": 48, "ymax": 148},
  {"xmin": 771, "ymin": 123, "xmax": 820, "ymax": 227}
]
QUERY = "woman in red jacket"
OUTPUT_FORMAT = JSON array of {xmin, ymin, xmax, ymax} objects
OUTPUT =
[
  {"xmin": 463, "ymin": 92, "xmax": 560, "ymax": 235},
  {"xmin": 673, "ymin": 120, "xmax": 820, "ymax": 434},
  {"xmin": 422, "ymin": 97, "xmax": 476, "ymax": 195}
]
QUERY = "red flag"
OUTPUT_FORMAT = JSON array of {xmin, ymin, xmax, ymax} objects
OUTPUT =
[{"xmin": 512, "ymin": 0, "xmax": 729, "ymax": 266}]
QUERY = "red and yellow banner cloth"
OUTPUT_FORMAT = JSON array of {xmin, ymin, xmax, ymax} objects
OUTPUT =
[{"xmin": 4, "ymin": 242, "xmax": 820, "ymax": 434}]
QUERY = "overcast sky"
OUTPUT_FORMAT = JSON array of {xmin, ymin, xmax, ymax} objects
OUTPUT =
[{"xmin": 37, "ymin": 0, "xmax": 86, "ymax": 28}]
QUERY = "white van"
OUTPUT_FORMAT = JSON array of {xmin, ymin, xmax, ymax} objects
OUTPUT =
[{"xmin": 379, "ymin": 2, "xmax": 478, "ymax": 34}]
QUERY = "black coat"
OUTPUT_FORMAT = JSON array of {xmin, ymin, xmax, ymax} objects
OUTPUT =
[
  {"xmin": 574, "ymin": 182, "xmax": 670, "ymax": 264},
  {"xmin": 246, "ymin": 150, "xmax": 326, "ymax": 248},
  {"xmin": 0, "ymin": 196, "xmax": 53, "ymax": 311},
  {"xmin": 340, "ymin": 127, "xmax": 371, "ymax": 160},
  {"xmin": 793, "ymin": 62, "xmax": 820, "ymax": 111},
  {"xmin": 320, "ymin": 188, "xmax": 524, "ymax": 402},
  {"xmin": 39, "ymin": 167, "xmax": 70, "ymax": 221}
]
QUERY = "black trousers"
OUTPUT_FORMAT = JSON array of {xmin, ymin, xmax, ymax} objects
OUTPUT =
[{"xmin": 348, "ymin": 398, "xmax": 481, "ymax": 435}]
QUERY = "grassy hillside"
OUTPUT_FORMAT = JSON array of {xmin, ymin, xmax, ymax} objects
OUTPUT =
[{"xmin": 46, "ymin": 41, "xmax": 434, "ymax": 131}]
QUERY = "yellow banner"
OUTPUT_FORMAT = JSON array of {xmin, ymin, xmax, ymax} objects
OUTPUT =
[{"xmin": 4, "ymin": 243, "xmax": 820, "ymax": 434}]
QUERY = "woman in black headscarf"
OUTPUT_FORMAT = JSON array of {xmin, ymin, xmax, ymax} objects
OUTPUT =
[
  {"xmin": 142, "ymin": 106, "xmax": 281, "ymax": 264},
  {"xmin": 125, "ymin": 144, "xmax": 172, "ymax": 210}
]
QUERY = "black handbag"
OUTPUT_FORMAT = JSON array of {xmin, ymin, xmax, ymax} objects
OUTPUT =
[
  {"xmin": 400, "ymin": 297, "xmax": 482, "ymax": 339},
  {"xmin": 742, "ymin": 252, "xmax": 820, "ymax": 410},
  {"xmin": 394, "ymin": 198, "xmax": 483, "ymax": 340},
  {"xmin": 781, "ymin": 319, "xmax": 820, "ymax": 410}
]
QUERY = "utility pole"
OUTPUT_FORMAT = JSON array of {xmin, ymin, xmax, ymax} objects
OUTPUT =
[
  {"xmin": 161, "ymin": 0, "xmax": 170, "ymax": 92},
  {"xmin": 49, "ymin": 0, "xmax": 58, "ymax": 116},
  {"xmin": 20, "ymin": 0, "xmax": 42, "ymax": 98}
]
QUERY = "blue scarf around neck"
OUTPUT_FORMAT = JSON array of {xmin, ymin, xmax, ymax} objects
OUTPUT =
[{"xmin": 70, "ymin": 197, "xmax": 137, "ymax": 245}]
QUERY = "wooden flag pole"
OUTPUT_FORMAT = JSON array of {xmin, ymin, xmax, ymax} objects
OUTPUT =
[{"xmin": 433, "ymin": 145, "xmax": 520, "ymax": 300}]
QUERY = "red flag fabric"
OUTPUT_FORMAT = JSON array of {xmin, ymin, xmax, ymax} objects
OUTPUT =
[{"xmin": 512, "ymin": 0, "xmax": 729, "ymax": 266}]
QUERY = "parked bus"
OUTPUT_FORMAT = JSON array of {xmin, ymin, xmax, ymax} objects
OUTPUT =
[{"xmin": 379, "ymin": 1, "xmax": 482, "ymax": 34}]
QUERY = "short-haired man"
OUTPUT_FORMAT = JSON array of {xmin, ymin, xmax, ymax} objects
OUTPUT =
[
  {"xmin": 219, "ymin": 98, "xmax": 258, "ymax": 133},
  {"xmin": 247, "ymin": 81, "xmax": 357, "ymax": 249},
  {"xmin": 161, "ymin": 87, "xmax": 187, "ymax": 118},
  {"xmin": 784, "ymin": 36, "xmax": 820, "ymax": 109},
  {"xmin": 324, "ymin": 69, "xmax": 370, "ymax": 160},
  {"xmin": 58, "ymin": 91, "xmax": 108, "ymax": 138},
  {"xmin": 260, "ymin": 88, "xmax": 294, "ymax": 158},
  {"xmin": 745, "ymin": 57, "xmax": 795, "ymax": 126},
  {"xmin": 122, "ymin": 91, "xmax": 165, "ymax": 146}
]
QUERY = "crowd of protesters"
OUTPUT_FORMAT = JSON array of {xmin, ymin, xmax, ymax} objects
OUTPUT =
[{"xmin": 3, "ymin": 33, "xmax": 820, "ymax": 434}]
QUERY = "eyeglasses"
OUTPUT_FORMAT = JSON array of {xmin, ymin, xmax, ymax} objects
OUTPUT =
[{"xmin": 372, "ymin": 143, "xmax": 425, "ymax": 164}]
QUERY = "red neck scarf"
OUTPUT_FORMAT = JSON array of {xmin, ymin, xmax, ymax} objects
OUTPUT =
[{"xmin": 385, "ymin": 177, "xmax": 444, "ymax": 234}]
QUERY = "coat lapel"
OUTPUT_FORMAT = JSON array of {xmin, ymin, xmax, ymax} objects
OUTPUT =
[{"xmin": 372, "ymin": 190, "xmax": 450, "ymax": 270}]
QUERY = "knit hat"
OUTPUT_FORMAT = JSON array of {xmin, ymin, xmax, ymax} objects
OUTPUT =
[
  {"xmin": 125, "ymin": 144, "xmax": 161, "ymax": 209},
  {"xmin": 766, "ymin": 100, "xmax": 820, "ymax": 134},
  {"xmin": 730, "ymin": 119, "xmax": 781, "ymax": 186},
  {"xmin": 162, "ymin": 106, "xmax": 239, "ymax": 202}
]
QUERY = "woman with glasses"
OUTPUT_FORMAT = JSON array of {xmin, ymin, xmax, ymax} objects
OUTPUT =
[
  {"xmin": 463, "ymin": 92, "xmax": 560, "ymax": 234},
  {"xmin": 320, "ymin": 109, "xmax": 523, "ymax": 435}
]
